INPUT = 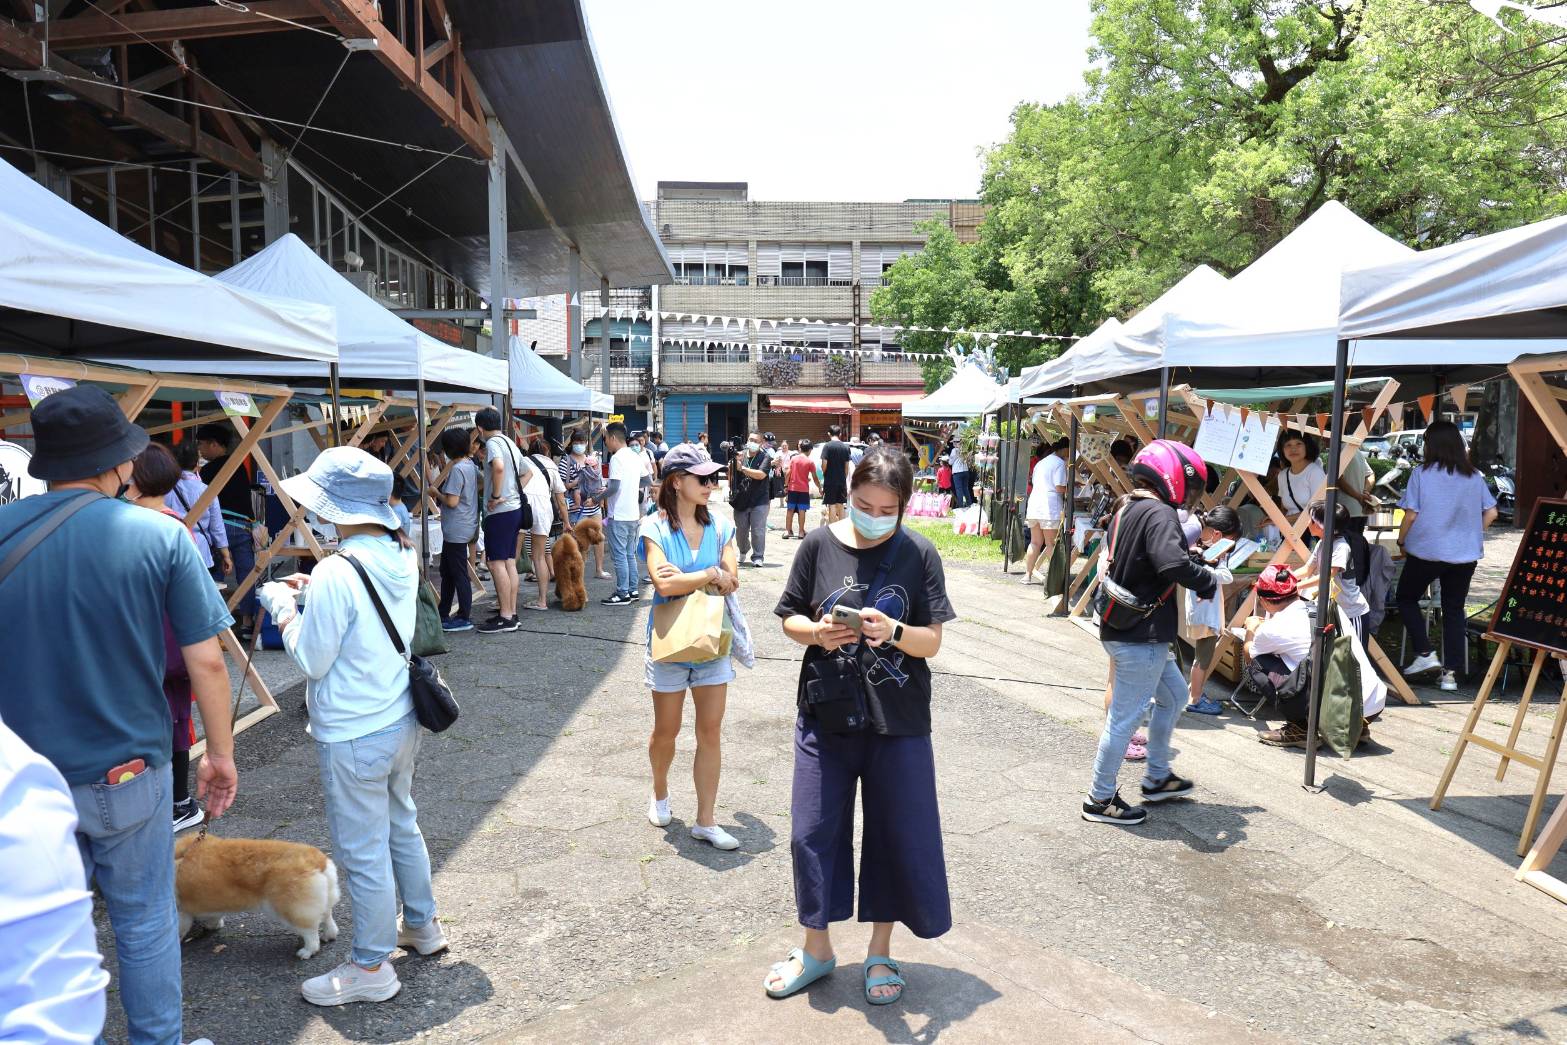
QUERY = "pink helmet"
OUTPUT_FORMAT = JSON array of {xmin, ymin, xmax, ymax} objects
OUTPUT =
[{"xmin": 1130, "ymin": 439, "xmax": 1210, "ymax": 507}]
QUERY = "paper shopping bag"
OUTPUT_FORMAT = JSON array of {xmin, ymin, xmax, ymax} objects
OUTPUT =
[{"xmin": 651, "ymin": 589, "xmax": 728, "ymax": 663}]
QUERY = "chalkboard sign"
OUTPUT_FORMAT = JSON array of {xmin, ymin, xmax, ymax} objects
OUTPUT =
[{"xmin": 1489, "ymin": 497, "xmax": 1567, "ymax": 655}]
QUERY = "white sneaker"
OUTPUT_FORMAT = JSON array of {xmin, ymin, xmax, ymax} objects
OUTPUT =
[
  {"xmin": 301, "ymin": 961, "xmax": 401, "ymax": 1006},
  {"xmin": 690, "ymin": 823, "xmax": 740, "ymax": 850},
  {"xmin": 397, "ymin": 916, "xmax": 449, "ymax": 956},
  {"xmin": 1439, "ymin": 670, "xmax": 1459, "ymax": 692},
  {"xmin": 1403, "ymin": 652, "xmax": 1442, "ymax": 677},
  {"xmin": 1018, "ymin": 573, "xmax": 1038, "ymax": 585},
  {"xmin": 648, "ymin": 795, "xmax": 672, "ymax": 827},
  {"xmin": 186, "ymin": 1039, "xmax": 215, "ymax": 1044}
]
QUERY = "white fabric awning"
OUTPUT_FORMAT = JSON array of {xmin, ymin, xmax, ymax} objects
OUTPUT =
[
  {"xmin": 1017, "ymin": 317, "xmax": 1127, "ymax": 401},
  {"xmin": 902, "ymin": 362, "xmax": 1004, "ymax": 420},
  {"xmin": 125, "ymin": 234, "xmax": 505, "ymax": 394},
  {"xmin": 1114, "ymin": 203, "xmax": 1567, "ymax": 384},
  {"xmin": 0, "ymin": 157, "xmax": 336, "ymax": 363},
  {"xmin": 1340, "ymin": 214, "xmax": 1567, "ymax": 346},
  {"xmin": 510, "ymin": 336, "xmax": 613, "ymax": 413}
]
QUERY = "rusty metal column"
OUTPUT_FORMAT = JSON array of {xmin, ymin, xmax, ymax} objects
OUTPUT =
[{"xmin": 487, "ymin": 116, "xmax": 511, "ymax": 420}]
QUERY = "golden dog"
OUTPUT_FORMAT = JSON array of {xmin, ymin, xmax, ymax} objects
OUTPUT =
[{"xmin": 175, "ymin": 834, "xmax": 339, "ymax": 959}]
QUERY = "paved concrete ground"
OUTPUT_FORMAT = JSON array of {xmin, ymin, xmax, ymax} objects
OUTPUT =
[{"xmin": 102, "ymin": 506, "xmax": 1567, "ymax": 1044}]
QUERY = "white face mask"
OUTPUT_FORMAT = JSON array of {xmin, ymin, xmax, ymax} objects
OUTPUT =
[
  {"xmin": 571, "ymin": 443, "xmax": 586, "ymax": 455},
  {"xmin": 745, "ymin": 441, "xmax": 759, "ymax": 453}
]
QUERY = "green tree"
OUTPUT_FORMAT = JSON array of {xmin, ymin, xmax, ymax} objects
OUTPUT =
[{"xmin": 880, "ymin": 0, "xmax": 1567, "ymax": 350}]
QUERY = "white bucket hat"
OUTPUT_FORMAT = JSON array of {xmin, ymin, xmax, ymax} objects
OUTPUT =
[{"xmin": 280, "ymin": 446, "xmax": 400, "ymax": 530}]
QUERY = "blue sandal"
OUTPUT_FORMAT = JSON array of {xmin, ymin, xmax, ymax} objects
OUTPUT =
[
  {"xmin": 764, "ymin": 947, "xmax": 836, "ymax": 999},
  {"xmin": 863, "ymin": 955, "xmax": 905, "ymax": 1005}
]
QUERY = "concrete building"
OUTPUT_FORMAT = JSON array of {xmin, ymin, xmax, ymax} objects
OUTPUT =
[{"xmin": 649, "ymin": 181, "xmax": 982, "ymax": 449}]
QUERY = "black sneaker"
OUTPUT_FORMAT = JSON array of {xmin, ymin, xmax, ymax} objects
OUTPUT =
[
  {"xmin": 476, "ymin": 616, "xmax": 519, "ymax": 633},
  {"xmin": 601, "ymin": 592, "xmax": 634, "ymax": 606},
  {"xmin": 627, "ymin": 588, "xmax": 642, "ymax": 601},
  {"xmin": 1081, "ymin": 791, "xmax": 1147, "ymax": 826},
  {"xmin": 1140, "ymin": 774, "xmax": 1195, "ymax": 804},
  {"xmin": 172, "ymin": 798, "xmax": 204, "ymax": 833}
]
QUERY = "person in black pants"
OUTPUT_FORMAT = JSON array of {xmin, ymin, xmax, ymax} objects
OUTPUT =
[{"xmin": 436, "ymin": 427, "xmax": 480, "ymax": 631}]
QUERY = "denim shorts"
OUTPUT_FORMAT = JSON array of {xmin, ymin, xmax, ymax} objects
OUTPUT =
[{"xmin": 644, "ymin": 653, "xmax": 736, "ymax": 692}]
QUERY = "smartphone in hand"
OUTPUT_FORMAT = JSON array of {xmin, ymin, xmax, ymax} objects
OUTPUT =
[
  {"xmin": 831, "ymin": 605, "xmax": 864, "ymax": 633},
  {"xmin": 1202, "ymin": 538, "xmax": 1236, "ymax": 564}
]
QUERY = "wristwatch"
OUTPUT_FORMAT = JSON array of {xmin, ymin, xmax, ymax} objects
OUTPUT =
[{"xmin": 891, "ymin": 622, "xmax": 905, "ymax": 645}]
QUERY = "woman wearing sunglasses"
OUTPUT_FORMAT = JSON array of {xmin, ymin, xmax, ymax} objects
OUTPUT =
[{"xmin": 641, "ymin": 443, "xmax": 743, "ymax": 850}]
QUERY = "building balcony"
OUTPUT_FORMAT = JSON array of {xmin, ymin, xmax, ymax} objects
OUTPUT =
[
  {"xmin": 582, "ymin": 351, "xmax": 652, "ymax": 398},
  {"xmin": 659, "ymin": 283, "xmax": 855, "ymax": 315},
  {"xmin": 657, "ymin": 348, "xmax": 924, "ymax": 389}
]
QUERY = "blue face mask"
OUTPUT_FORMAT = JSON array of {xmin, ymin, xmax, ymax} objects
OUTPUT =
[{"xmin": 849, "ymin": 503, "xmax": 899, "ymax": 540}]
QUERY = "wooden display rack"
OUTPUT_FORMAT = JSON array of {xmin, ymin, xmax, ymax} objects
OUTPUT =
[{"xmin": 0, "ymin": 353, "xmax": 299, "ymax": 745}]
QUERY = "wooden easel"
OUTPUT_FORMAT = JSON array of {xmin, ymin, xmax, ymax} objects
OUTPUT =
[{"xmin": 1431, "ymin": 642, "xmax": 1567, "ymax": 856}]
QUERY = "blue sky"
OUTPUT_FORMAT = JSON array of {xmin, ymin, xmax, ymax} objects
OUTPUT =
[{"xmin": 581, "ymin": 0, "xmax": 1094, "ymax": 203}]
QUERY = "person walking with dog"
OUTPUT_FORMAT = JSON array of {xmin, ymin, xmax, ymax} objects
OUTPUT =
[
  {"xmin": 1083, "ymin": 440, "xmax": 1225, "ymax": 827},
  {"xmin": 767, "ymin": 447, "xmax": 955, "ymax": 1006},
  {"xmin": 256, "ymin": 447, "xmax": 444, "ymax": 1007},
  {"xmin": 642, "ymin": 444, "xmax": 743, "ymax": 850},
  {"xmin": 0, "ymin": 385, "xmax": 238, "ymax": 1045}
]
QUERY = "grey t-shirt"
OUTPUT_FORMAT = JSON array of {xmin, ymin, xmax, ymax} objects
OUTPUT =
[
  {"xmin": 484, "ymin": 435, "xmax": 523, "ymax": 513},
  {"xmin": 441, "ymin": 458, "xmax": 480, "ymax": 544}
]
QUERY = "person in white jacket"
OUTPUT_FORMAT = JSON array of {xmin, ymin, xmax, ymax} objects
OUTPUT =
[{"xmin": 258, "ymin": 448, "xmax": 445, "ymax": 1008}]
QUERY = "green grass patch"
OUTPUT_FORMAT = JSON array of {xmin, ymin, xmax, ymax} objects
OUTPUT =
[{"xmin": 904, "ymin": 519, "xmax": 1007, "ymax": 565}]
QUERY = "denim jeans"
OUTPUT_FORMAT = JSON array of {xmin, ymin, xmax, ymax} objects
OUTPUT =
[
  {"xmin": 315, "ymin": 713, "xmax": 437, "ymax": 967},
  {"xmin": 951, "ymin": 471, "xmax": 974, "ymax": 508},
  {"xmin": 734, "ymin": 504, "xmax": 768, "ymax": 563},
  {"xmin": 71, "ymin": 761, "xmax": 181, "ymax": 1045},
  {"xmin": 1090, "ymin": 641, "xmax": 1187, "ymax": 801},
  {"xmin": 224, "ymin": 522, "xmax": 257, "ymax": 617},
  {"xmin": 609, "ymin": 519, "xmax": 641, "ymax": 594}
]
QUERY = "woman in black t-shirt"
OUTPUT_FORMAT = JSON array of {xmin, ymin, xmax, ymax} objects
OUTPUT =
[{"xmin": 767, "ymin": 447, "xmax": 955, "ymax": 1006}]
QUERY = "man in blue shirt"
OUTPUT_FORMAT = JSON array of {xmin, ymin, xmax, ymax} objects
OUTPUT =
[{"xmin": 0, "ymin": 385, "xmax": 237, "ymax": 1045}]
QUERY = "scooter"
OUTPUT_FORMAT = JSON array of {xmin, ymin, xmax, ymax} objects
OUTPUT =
[
  {"xmin": 1483, "ymin": 459, "xmax": 1516, "ymax": 525},
  {"xmin": 1374, "ymin": 447, "xmax": 1414, "ymax": 500}
]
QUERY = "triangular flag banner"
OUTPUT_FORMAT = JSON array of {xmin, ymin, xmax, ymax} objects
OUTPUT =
[
  {"xmin": 1295, "ymin": 413, "xmax": 1307, "ymax": 431},
  {"xmin": 1205, "ymin": 399, "xmax": 1214, "ymax": 416},
  {"xmin": 1389, "ymin": 402, "xmax": 1405, "ymax": 431},
  {"xmin": 1417, "ymin": 394, "xmax": 1436, "ymax": 422},
  {"xmin": 1239, "ymin": 406, "xmax": 1250, "ymax": 425},
  {"xmin": 1317, "ymin": 412, "xmax": 1329, "ymax": 433},
  {"xmin": 1449, "ymin": 384, "xmax": 1470, "ymax": 413},
  {"xmin": 1361, "ymin": 406, "xmax": 1375, "ymax": 431}
]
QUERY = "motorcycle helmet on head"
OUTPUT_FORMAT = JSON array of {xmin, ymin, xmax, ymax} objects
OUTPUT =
[{"xmin": 1130, "ymin": 439, "xmax": 1211, "ymax": 507}]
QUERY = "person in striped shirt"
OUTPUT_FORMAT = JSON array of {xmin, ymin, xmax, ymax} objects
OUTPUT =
[{"xmin": 559, "ymin": 434, "xmax": 611, "ymax": 580}]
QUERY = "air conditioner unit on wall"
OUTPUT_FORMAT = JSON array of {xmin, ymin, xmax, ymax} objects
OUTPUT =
[{"xmin": 636, "ymin": 395, "xmax": 650, "ymax": 408}]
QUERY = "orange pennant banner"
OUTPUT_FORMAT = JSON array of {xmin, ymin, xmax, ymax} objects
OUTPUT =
[
  {"xmin": 1317, "ymin": 412, "xmax": 1330, "ymax": 433},
  {"xmin": 1361, "ymin": 406, "xmax": 1375, "ymax": 431},
  {"xmin": 1417, "ymin": 394, "xmax": 1436, "ymax": 422}
]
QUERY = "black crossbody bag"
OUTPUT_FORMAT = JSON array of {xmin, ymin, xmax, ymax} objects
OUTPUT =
[
  {"xmin": 342, "ymin": 554, "xmax": 459, "ymax": 732},
  {"xmin": 803, "ymin": 530, "xmax": 906, "ymax": 734},
  {"xmin": 1094, "ymin": 504, "xmax": 1176, "ymax": 629}
]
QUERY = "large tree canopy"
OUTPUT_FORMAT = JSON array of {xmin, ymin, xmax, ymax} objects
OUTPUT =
[{"xmin": 872, "ymin": 0, "xmax": 1567, "ymax": 377}]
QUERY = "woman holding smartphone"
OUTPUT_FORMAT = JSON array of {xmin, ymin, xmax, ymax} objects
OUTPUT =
[
  {"xmin": 767, "ymin": 447, "xmax": 956, "ymax": 1007},
  {"xmin": 642, "ymin": 444, "xmax": 742, "ymax": 850}
]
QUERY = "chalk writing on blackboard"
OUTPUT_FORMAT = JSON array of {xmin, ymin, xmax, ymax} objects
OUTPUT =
[{"xmin": 1489, "ymin": 498, "xmax": 1567, "ymax": 656}]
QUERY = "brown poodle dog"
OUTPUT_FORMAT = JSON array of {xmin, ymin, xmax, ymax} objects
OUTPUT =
[
  {"xmin": 552, "ymin": 532, "xmax": 587, "ymax": 611},
  {"xmin": 551, "ymin": 518, "xmax": 603, "ymax": 612}
]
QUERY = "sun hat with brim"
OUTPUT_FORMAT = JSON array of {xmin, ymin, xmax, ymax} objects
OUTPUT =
[
  {"xmin": 660, "ymin": 442, "xmax": 722, "ymax": 478},
  {"xmin": 279, "ymin": 446, "xmax": 400, "ymax": 530},
  {"xmin": 28, "ymin": 384, "xmax": 150, "ymax": 481}
]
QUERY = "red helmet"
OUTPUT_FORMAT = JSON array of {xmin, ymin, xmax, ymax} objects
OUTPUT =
[{"xmin": 1129, "ymin": 439, "xmax": 1210, "ymax": 507}]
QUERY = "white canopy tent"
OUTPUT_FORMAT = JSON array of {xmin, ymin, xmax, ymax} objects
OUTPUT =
[
  {"xmin": 127, "ymin": 234, "xmax": 505, "ymax": 394},
  {"xmin": 983, "ymin": 376, "xmax": 1022, "ymax": 414},
  {"xmin": 1115, "ymin": 203, "xmax": 1567, "ymax": 388},
  {"xmin": 509, "ymin": 335, "xmax": 613, "ymax": 413},
  {"xmin": 0, "ymin": 157, "xmax": 335, "ymax": 363},
  {"xmin": 902, "ymin": 361, "xmax": 1005, "ymax": 421},
  {"xmin": 1017, "ymin": 317, "xmax": 1127, "ymax": 401}
]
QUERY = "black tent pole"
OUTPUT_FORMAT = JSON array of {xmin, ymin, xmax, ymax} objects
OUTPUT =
[
  {"xmin": 1157, "ymin": 367, "xmax": 1172, "ymax": 439},
  {"xmin": 329, "ymin": 362, "xmax": 343, "ymax": 448},
  {"xmin": 1305, "ymin": 338, "xmax": 1350, "ymax": 789}
]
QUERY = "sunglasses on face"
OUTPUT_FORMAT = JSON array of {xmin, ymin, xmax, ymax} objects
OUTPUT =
[{"xmin": 692, "ymin": 473, "xmax": 721, "ymax": 487}]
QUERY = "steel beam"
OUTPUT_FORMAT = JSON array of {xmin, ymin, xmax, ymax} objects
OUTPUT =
[{"xmin": 33, "ymin": 0, "xmax": 331, "ymax": 46}]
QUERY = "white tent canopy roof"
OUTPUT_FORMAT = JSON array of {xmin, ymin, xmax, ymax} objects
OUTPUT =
[
  {"xmin": 0, "ymin": 157, "xmax": 335, "ymax": 364},
  {"xmin": 1115, "ymin": 202, "xmax": 1567, "ymax": 386},
  {"xmin": 127, "ymin": 234, "xmax": 506, "ymax": 394},
  {"xmin": 1017, "ymin": 317, "xmax": 1127, "ymax": 401},
  {"xmin": 1340, "ymin": 213, "xmax": 1567, "ymax": 344},
  {"xmin": 984, "ymin": 376, "xmax": 1022, "ymax": 414},
  {"xmin": 509, "ymin": 336, "xmax": 613, "ymax": 413},
  {"xmin": 902, "ymin": 361, "xmax": 1004, "ymax": 420}
]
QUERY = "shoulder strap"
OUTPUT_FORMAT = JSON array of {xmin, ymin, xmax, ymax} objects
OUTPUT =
[
  {"xmin": 869, "ymin": 528, "xmax": 907, "ymax": 602},
  {"xmin": 341, "ymin": 553, "xmax": 407, "ymax": 659},
  {"xmin": 0, "ymin": 491, "xmax": 102, "ymax": 590}
]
